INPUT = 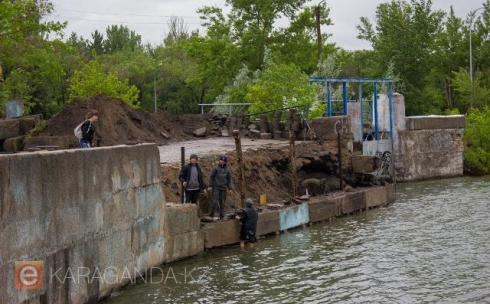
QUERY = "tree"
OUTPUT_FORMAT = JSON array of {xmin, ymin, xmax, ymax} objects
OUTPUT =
[
  {"xmin": 69, "ymin": 61, "xmax": 139, "ymax": 106},
  {"xmin": 452, "ymin": 69, "xmax": 490, "ymax": 111},
  {"xmin": 246, "ymin": 62, "xmax": 316, "ymax": 113},
  {"xmin": 464, "ymin": 107, "xmax": 490, "ymax": 175},
  {"xmin": 103, "ymin": 25, "xmax": 142, "ymax": 53},
  {"xmin": 357, "ymin": 0, "xmax": 445, "ymax": 114},
  {"xmin": 91, "ymin": 30, "xmax": 105, "ymax": 55}
]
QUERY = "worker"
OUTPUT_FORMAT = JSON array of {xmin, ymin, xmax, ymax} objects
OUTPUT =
[
  {"xmin": 74, "ymin": 110, "xmax": 98, "ymax": 148},
  {"xmin": 179, "ymin": 154, "xmax": 205, "ymax": 204},
  {"xmin": 209, "ymin": 155, "xmax": 232, "ymax": 220},
  {"xmin": 236, "ymin": 198, "xmax": 258, "ymax": 249}
]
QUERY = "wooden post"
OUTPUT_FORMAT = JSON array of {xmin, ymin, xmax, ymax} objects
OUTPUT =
[
  {"xmin": 233, "ymin": 130, "xmax": 246, "ymax": 209},
  {"xmin": 289, "ymin": 109, "xmax": 297, "ymax": 200},
  {"xmin": 335, "ymin": 121, "xmax": 344, "ymax": 190},
  {"xmin": 180, "ymin": 146, "xmax": 185, "ymax": 204}
]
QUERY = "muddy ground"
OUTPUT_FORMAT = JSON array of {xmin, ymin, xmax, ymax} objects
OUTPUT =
[
  {"xmin": 38, "ymin": 95, "xmax": 217, "ymax": 146},
  {"xmin": 161, "ymin": 141, "xmax": 353, "ymax": 215}
]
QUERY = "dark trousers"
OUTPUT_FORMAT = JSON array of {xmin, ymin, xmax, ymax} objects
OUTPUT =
[
  {"xmin": 210, "ymin": 189, "xmax": 226, "ymax": 218},
  {"xmin": 185, "ymin": 190, "xmax": 200, "ymax": 204}
]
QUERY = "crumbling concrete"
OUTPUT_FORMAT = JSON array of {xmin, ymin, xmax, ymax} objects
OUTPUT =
[
  {"xmin": 395, "ymin": 128, "xmax": 464, "ymax": 181},
  {"xmin": 0, "ymin": 144, "xmax": 166, "ymax": 304},
  {"xmin": 406, "ymin": 115, "xmax": 465, "ymax": 131}
]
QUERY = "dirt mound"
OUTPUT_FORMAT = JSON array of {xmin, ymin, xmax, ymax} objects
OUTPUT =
[{"xmin": 39, "ymin": 95, "xmax": 214, "ymax": 146}]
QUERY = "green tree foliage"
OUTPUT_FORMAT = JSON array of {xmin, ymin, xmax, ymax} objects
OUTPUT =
[
  {"xmin": 464, "ymin": 107, "xmax": 490, "ymax": 175},
  {"xmin": 246, "ymin": 62, "xmax": 316, "ymax": 113},
  {"xmin": 103, "ymin": 25, "xmax": 142, "ymax": 53},
  {"xmin": 452, "ymin": 69, "xmax": 490, "ymax": 110},
  {"xmin": 358, "ymin": 0, "xmax": 445, "ymax": 115},
  {"xmin": 69, "ymin": 61, "xmax": 139, "ymax": 106}
]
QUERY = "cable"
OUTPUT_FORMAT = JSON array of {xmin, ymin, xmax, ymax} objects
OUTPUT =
[
  {"xmin": 51, "ymin": 14, "xmax": 202, "ymax": 25},
  {"xmin": 54, "ymin": 7, "xmax": 202, "ymax": 19}
]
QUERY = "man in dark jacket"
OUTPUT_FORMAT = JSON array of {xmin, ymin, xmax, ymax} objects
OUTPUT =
[
  {"xmin": 236, "ymin": 198, "xmax": 258, "ymax": 249},
  {"xmin": 209, "ymin": 155, "xmax": 232, "ymax": 220},
  {"xmin": 179, "ymin": 154, "xmax": 205, "ymax": 204},
  {"xmin": 79, "ymin": 110, "xmax": 98, "ymax": 148}
]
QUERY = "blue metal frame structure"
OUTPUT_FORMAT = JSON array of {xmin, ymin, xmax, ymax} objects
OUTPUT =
[{"xmin": 309, "ymin": 77, "xmax": 395, "ymax": 141}]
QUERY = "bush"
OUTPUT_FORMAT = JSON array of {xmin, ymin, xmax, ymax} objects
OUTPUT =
[
  {"xmin": 245, "ymin": 63, "xmax": 316, "ymax": 114},
  {"xmin": 69, "ymin": 61, "xmax": 139, "ymax": 106},
  {"xmin": 464, "ymin": 107, "xmax": 490, "ymax": 175}
]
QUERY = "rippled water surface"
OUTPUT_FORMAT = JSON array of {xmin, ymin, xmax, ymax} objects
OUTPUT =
[{"xmin": 106, "ymin": 177, "xmax": 490, "ymax": 303}]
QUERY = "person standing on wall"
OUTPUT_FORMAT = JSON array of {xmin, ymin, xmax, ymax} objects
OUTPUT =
[
  {"xmin": 74, "ymin": 110, "xmax": 99, "ymax": 148},
  {"xmin": 209, "ymin": 155, "xmax": 232, "ymax": 220},
  {"xmin": 179, "ymin": 154, "xmax": 206, "ymax": 205}
]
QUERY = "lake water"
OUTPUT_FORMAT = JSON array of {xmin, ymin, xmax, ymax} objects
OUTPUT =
[{"xmin": 106, "ymin": 177, "xmax": 490, "ymax": 303}]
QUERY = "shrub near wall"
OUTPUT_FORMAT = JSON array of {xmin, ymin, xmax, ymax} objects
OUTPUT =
[{"xmin": 464, "ymin": 107, "xmax": 490, "ymax": 175}]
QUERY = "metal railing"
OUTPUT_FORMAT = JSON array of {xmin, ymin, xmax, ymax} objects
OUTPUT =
[{"xmin": 198, "ymin": 103, "xmax": 251, "ymax": 115}]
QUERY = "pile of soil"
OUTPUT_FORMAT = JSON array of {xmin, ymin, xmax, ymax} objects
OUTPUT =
[{"xmin": 39, "ymin": 95, "xmax": 214, "ymax": 146}]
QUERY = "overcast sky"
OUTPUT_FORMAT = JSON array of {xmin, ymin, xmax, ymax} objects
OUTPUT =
[{"xmin": 49, "ymin": 0, "xmax": 484, "ymax": 50}]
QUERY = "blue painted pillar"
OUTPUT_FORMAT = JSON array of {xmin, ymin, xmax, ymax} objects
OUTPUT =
[
  {"xmin": 326, "ymin": 82, "xmax": 333, "ymax": 117},
  {"xmin": 388, "ymin": 81, "xmax": 394, "ymax": 140},
  {"xmin": 342, "ymin": 81, "xmax": 348, "ymax": 115},
  {"xmin": 373, "ymin": 82, "xmax": 378, "ymax": 140}
]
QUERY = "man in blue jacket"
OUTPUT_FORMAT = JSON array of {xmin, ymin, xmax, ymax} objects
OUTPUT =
[{"xmin": 209, "ymin": 155, "xmax": 232, "ymax": 220}]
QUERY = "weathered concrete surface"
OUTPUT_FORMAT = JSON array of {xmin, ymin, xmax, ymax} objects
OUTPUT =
[
  {"xmin": 365, "ymin": 185, "xmax": 394, "ymax": 208},
  {"xmin": 0, "ymin": 118, "xmax": 21, "ymax": 140},
  {"xmin": 0, "ymin": 144, "xmax": 166, "ymax": 304},
  {"xmin": 352, "ymin": 155, "xmax": 378, "ymax": 173},
  {"xmin": 279, "ymin": 203, "xmax": 310, "ymax": 231},
  {"xmin": 2, "ymin": 135, "xmax": 24, "ymax": 152},
  {"xmin": 406, "ymin": 115, "xmax": 465, "ymax": 131},
  {"xmin": 24, "ymin": 135, "xmax": 78, "ymax": 150},
  {"xmin": 202, "ymin": 220, "xmax": 241, "ymax": 249},
  {"xmin": 341, "ymin": 191, "xmax": 366, "ymax": 214},
  {"xmin": 310, "ymin": 116, "xmax": 352, "ymax": 141},
  {"xmin": 164, "ymin": 204, "xmax": 203, "ymax": 262},
  {"xmin": 395, "ymin": 128, "xmax": 464, "ymax": 181},
  {"xmin": 308, "ymin": 195, "xmax": 342, "ymax": 223},
  {"xmin": 256, "ymin": 210, "xmax": 280, "ymax": 236}
]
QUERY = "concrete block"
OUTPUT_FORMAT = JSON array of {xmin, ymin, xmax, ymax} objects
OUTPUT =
[
  {"xmin": 256, "ymin": 210, "xmax": 280, "ymax": 236},
  {"xmin": 165, "ymin": 231, "xmax": 204, "ymax": 263},
  {"xmin": 406, "ymin": 115, "xmax": 464, "ymax": 130},
  {"xmin": 2, "ymin": 135, "xmax": 24, "ymax": 152},
  {"xmin": 279, "ymin": 203, "xmax": 310, "ymax": 231},
  {"xmin": 165, "ymin": 203, "xmax": 200, "ymax": 236},
  {"xmin": 0, "ymin": 119, "xmax": 21, "ymax": 140},
  {"xmin": 365, "ymin": 186, "xmax": 389, "ymax": 208},
  {"xmin": 308, "ymin": 195, "xmax": 342, "ymax": 223},
  {"xmin": 342, "ymin": 191, "xmax": 366, "ymax": 214},
  {"xmin": 352, "ymin": 155, "xmax": 378, "ymax": 173},
  {"xmin": 310, "ymin": 116, "xmax": 352, "ymax": 141},
  {"xmin": 202, "ymin": 220, "xmax": 241, "ymax": 249}
]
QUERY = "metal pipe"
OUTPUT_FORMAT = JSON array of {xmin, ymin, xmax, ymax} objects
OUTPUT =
[
  {"xmin": 327, "ymin": 82, "xmax": 332, "ymax": 117},
  {"xmin": 233, "ymin": 130, "xmax": 246, "ymax": 208},
  {"xmin": 180, "ymin": 147, "xmax": 185, "ymax": 204}
]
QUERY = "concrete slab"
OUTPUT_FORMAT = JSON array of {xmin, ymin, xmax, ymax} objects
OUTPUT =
[
  {"xmin": 308, "ymin": 195, "xmax": 342, "ymax": 223},
  {"xmin": 406, "ymin": 115, "xmax": 465, "ymax": 130},
  {"xmin": 365, "ymin": 186, "xmax": 390, "ymax": 208},
  {"xmin": 165, "ymin": 231, "xmax": 204, "ymax": 263},
  {"xmin": 342, "ymin": 191, "xmax": 366, "ymax": 214},
  {"xmin": 256, "ymin": 210, "xmax": 280, "ymax": 236},
  {"xmin": 352, "ymin": 155, "xmax": 378, "ymax": 173},
  {"xmin": 279, "ymin": 203, "xmax": 310, "ymax": 231},
  {"xmin": 202, "ymin": 220, "xmax": 241, "ymax": 249}
]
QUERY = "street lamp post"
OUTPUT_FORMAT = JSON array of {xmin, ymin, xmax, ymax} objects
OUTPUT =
[{"xmin": 468, "ymin": 7, "xmax": 484, "ymax": 82}]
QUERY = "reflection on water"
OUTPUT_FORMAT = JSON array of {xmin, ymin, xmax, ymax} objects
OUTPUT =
[{"xmin": 106, "ymin": 177, "xmax": 490, "ymax": 303}]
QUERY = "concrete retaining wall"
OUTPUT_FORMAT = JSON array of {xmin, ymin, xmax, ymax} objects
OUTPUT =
[
  {"xmin": 0, "ymin": 144, "xmax": 165, "ymax": 304},
  {"xmin": 395, "ymin": 128, "xmax": 464, "ymax": 181},
  {"xmin": 279, "ymin": 203, "xmax": 310, "ymax": 231}
]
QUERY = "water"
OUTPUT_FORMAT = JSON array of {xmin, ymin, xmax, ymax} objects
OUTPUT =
[{"xmin": 106, "ymin": 177, "xmax": 490, "ymax": 303}]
